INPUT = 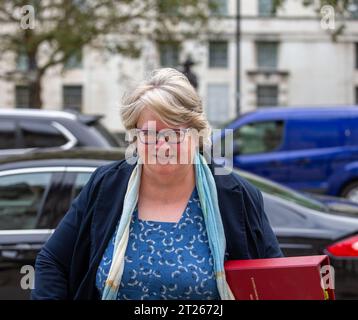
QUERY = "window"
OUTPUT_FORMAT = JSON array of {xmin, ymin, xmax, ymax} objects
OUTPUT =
[
  {"xmin": 257, "ymin": 85, "xmax": 278, "ymax": 107},
  {"xmin": 71, "ymin": 172, "xmax": 92, "ymax": 200},
  {"xmin": 209, "ymin": 41, "xmax": 228, "ymax": 68},
  {"xmin": 349, "ymin": 0, "xmax": 358, "ymax": 19},
  {"xmin": 16, "ymin": 52, "xmax": 29, "ymax": 71},
  {"xmin": 159, "ymin": 42, "xmax": 179, "ymax": 67},
  {"xmin": 91, "ymin": 123, "xmax": 121, "ymax": 147},
  {"xmin": 0, "ymin": 120, "xmax": 17, "ymax": 149},
  {"xmin": 18, "ymin": 120, "xmax": 67, "ymax": 148},
  {"xmin": 242, "ymin": 170, "xmax": 328, "ymax": 213},
  {"xmin": 0, "ymin": 172, "xmax": 52, "ymax": 230},
  {"xmin": 64, "ymin": 51, "xmax": 83, "ymax": 69},
  {"xmin": 258, "ymin": 0, "xmax": 274, "ymax": 17},
  {"xmin": 355, "ymin": 86, "xmax": 358, "ymax": 104},
  {"xmin": 157, "ymin": 0, "xmax": 179, "ymax": 15},
  {"xmin": 15, "ymin": 85, "xmax": 30, "ymax": 109},
  {"xmin": 355, "ymin": 43, "xmax": 358, "ymax": 69},
  {"xmin": 207, "ymin": 84, "xmax": 230, "ymax": 125},
  {"xmin": 63, "ymin": 85, "xmax": 83, "ymax": 111},
  {"xmin": 263, "ymin": 198, "xmax": 311, "ymax": 229},
  {"xmin": 256, "ymin": 41, "xmax": 278, "ymax": 70},
  {"xmin": 210, "ymin": 0, "xmax": 228, "ymax": 15},
  {"xmin": 233, "ymin": 120, "xmax": 284, "ymax": 155}
]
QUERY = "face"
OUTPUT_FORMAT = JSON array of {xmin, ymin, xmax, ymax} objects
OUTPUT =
[{"xmin": 135, "ymin": 108, "xmax": 196, "ymax": 176}]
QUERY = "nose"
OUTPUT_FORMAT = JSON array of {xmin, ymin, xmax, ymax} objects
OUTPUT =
[{"xmin": 155, "ymin": 135, "xmax": 170, "ymax": 148}]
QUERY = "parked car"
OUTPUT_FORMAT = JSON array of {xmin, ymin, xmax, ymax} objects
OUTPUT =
[
  {"xmin": 0, "ymin": 108, "xmax": 125, "ymax": 157},
  {"xmin": 0, "ymin": 149, "xmax": 357, "ymax": 299},
  {"xmin": 217, "ymin": 106, "xmax": 358, "ymax": 203},
  {"xmin": 239, "ymin": 169, "xmax": 358, "ymax": 218}
]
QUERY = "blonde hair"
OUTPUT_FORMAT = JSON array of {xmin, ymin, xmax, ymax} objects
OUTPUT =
[{"xmin": 120, "ymin": 68, "xmax": 212, "ymax": 149}]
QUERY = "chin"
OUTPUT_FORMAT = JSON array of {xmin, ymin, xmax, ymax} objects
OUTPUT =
[{"xmin": 147, "ymin": 163, "xmax": 180, "ymax": 175}]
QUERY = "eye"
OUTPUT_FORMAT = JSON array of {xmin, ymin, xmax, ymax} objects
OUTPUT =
[{"xmin": 162, "ymin": 130, "xmax": 179, "ymax": 143}]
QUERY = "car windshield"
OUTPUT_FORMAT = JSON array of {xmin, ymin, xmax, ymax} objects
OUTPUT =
[
  {"xmin": 90, "ymin": 122, "xmax": 121, "ymax": 147},
  {"xmin": 235, "ymin": 169, "xmax": 329, "ymax": 212}
]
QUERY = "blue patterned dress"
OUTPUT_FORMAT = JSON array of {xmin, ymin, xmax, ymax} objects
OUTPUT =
[{"xmin": 96, "ymin": 186, "xmax": 220, "ymax": 300}]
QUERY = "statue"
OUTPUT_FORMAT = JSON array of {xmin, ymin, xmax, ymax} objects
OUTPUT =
[{"xmin": 181, "ymin": 56, "xmax": 198, "ymax": 90}]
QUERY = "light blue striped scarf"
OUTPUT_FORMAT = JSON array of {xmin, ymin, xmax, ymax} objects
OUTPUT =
[{"xmin": 102, "ymin": 151, "xmax": 234, "ymax": 300}]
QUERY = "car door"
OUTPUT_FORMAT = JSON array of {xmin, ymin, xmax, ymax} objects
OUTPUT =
[
  {"xmin": 231, "ymin": 120, "xmax": 291, "ymax": 183},
  {"xmin": 0, "ymin": 118, "xmax": 23, "ymax": 157},
  {"xmin": 38, "ymin": 166, "xmax": 96, "ymax": 229},
  {"xmin": 0, "ymin": 168, "xmax": 65, "ymax": 300},
  {"xmin": 262, "ymin": 194, "xmax": 331, "ymax": 257},
  {"xmin": 284, "ymin": 118, "xmax": 346, "ymax": 193}
]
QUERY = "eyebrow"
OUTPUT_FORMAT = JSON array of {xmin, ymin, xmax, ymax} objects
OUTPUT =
[{"xmin": 137, "ymin": 128, "xmax": 184, "ymax": 131}]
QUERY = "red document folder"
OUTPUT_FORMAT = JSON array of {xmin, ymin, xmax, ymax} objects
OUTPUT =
[{"xmin": 224, "ymin": 255, "xmax": 335, "ymax": 300}]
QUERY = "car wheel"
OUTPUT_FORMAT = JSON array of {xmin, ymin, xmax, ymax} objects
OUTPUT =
[{"xmin": 341, "ymin": 181, "xmax": 358, "ymax": 203}]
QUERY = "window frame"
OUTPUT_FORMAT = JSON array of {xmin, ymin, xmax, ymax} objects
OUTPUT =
[
  {"xmin": 208, "ymin": 41, "xmax": 228, "ymax": 68},
  {"xmin": 258, "ymin": 0, "xmax": 275, "ymax": 17},
  {"xmin": 158, "ymin": 42, "xmax": 180, "ymax": 68},
  {"xmin": 256, "ymin": 41, "xmax": 279, "ymax": 70},
  {"xmin": 15, "ymin": 85, "xmax": 30, "ymax": 109},
  {"xmin": 62, "ymin": 85, "xmax": 83, "ymax": 112},
  {"xmin": 210, "ymin": 0, "xmax": 228, "ymax": 16},
  {"xmin": 256, "ymin": 84, "xmax": 279, "ymax": 107},
  {"xmin": 64, "ymin": 50, "xmax": 83, "ymax": 70},
  {"xmin": 0, "ymin": 169, "xmax": 57, "ymax": 231},
  {"xmin": 0, "ymin": 119, "xmax": 77, "ymax": 156},
  {"xmin": 233, "ymin": 119, "xmax": 285, "ymax": 155},
  {"xmin": 206, "ymin": 83, "xmax": 231, "ymax": 125}
]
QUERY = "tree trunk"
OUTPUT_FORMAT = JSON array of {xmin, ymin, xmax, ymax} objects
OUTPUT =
[
  {"xmin": 28, "ymin": 76, "xmax": 42, "ymax": 109},
  {"xmin": 27, "ymin": 50, "xmax": 42, "ymax": 109}
]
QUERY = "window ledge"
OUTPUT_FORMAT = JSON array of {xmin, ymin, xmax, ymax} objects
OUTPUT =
[{"xmin": 247, "ymin": 69, "xmax": 289, "ymax": 77}]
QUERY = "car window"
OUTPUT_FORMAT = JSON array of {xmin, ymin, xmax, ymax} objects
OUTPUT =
[
  {"xmin": 234, "ymin": 120, "xmax": 284, "ymax": 155},
  {"xmin": 238, "ymin": 169, "xmax": 329, "ymax": 212},
  {"xmin": 0, "ymin": 120, "xmax": 17, "ymax": 149},
  {"xmin": 18, "ymin": 120, "xmax": 68, "ymax": 148},
  {"xmin": 263, "ymin": 197, "xmax": 311, "ymax": 228},
  {"xmin": 91, "ymin": 123, "xmax": 121, "ymax": 147},
  {"xmin": 0, "ymin": 172, "xmax": 52, "ymax": 230},
  {"xmin": 71, "ymin": 172, "xmax": 92, "ymax": 200}
]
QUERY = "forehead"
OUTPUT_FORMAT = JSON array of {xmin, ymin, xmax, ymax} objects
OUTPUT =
[{"xmin": 137, "ymin": 108, "xmax": 178, "ymax": 130}]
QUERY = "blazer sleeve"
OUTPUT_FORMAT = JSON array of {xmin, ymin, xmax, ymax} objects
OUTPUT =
[
  {"xmin": 31, "ymin": 167, "xmax": 102, "ymax": 300},
  {"xmin": 257, "ymin": 188, "xmax": 284, "ymax": 258}
]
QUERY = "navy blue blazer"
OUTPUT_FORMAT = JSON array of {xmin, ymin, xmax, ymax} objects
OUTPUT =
[{"xmin": 31, "ymin": 159, "xmax": 283, "ymax": 300}]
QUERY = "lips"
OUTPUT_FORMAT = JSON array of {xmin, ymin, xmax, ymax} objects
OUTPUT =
[{"xmin": 155, "ymin": 155, "xmax": 174, "ymax": 160}]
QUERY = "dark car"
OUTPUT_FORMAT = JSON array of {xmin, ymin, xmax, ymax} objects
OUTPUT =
[
  {"xmin": 0, "ymin": 108, "xmax": 125, "ymax": 157},
  {"xmin": 0, "ymin": 149, "xmax": 358, "ymax": 299},
  {"xmin": 216, "ymin": 106, "xmax": 358, "ymax": 203}
]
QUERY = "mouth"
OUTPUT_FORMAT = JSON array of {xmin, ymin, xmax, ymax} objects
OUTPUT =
[
  {"xmin": 155, "ymin": 155, "xmax": 174, "ymax": 159},
  {"xmin": 153, "ymin": 154, "xmax": 176, "ymax": 162}
]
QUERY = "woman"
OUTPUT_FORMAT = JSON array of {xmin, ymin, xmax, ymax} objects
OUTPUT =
[{"xmin": 32, "ymin": 68, "xmax": 282, "ymax": 300}]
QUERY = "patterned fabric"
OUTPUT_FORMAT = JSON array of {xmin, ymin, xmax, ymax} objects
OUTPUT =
[{"xmin": 96, "ymin": 186, "xmax": 220, "ymax": 300}]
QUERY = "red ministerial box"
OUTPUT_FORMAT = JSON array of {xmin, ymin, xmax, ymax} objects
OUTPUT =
[{"xmin": 224, "ymin": 255, "xmax": 335, "ymax": 300}]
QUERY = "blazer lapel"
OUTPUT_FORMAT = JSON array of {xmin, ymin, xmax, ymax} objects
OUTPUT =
[{"xmin": 209, "ymin": 162, "xmax": 251, "ymax": 259}]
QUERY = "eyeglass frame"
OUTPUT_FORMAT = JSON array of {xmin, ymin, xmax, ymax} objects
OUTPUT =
[{"xmin": 134, "ymin": 128, "xmax": 191, "ymax": 145}]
